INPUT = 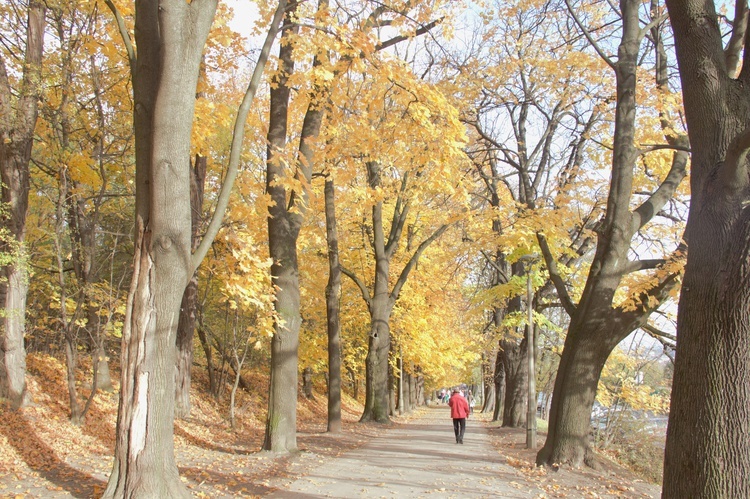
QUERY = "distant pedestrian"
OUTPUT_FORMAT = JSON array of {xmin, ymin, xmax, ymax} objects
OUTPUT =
[
  {"xmin": 468, "ymin": 390, "xmax": 476, "ymax": 414},
  {"xmin": 448, "ymin": 387, "xmax": 470, "ymax": 444}
]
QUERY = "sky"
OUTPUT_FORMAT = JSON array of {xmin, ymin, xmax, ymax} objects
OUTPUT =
[{"xmin": 226, "ymin": 0, "xmax": 261, "ymax": 42}]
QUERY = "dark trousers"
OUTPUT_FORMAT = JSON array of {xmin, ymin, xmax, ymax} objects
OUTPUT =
[{"xmin": 453, "ymin": 418, "xmax": 466, "ymax": 441}]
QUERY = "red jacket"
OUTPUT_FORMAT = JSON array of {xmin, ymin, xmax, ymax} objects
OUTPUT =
[{"xmin": 448, "ymin": 392, "xmax": 470, "ymax": 419}]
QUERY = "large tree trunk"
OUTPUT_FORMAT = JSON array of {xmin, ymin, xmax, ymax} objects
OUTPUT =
[
  {"xmin": 662, "ymin": 2, "xmax": 750, "ymax": 496},
  {"xmin": 264, "ymin": 169, "xmax": 303, "ymax": 453},
  {"xmin": 263, "ymin": 0, "xmax": 327, "ymax": 449},
  {"xmin": 324, "ymin": 177, "xmax": 342, "ymax": 433},
  {"xmin": 0, "ymin": 0, "xmax": 45, "ymax": 410},
  {"xmin": 263, "ymin": 3, "xmax": 311, "ymax": 451},
  {"xmin": 535, "ymin": 320, "xmax": 619, "ymax": 467},
  {"xmin": 103, "ymin": 1, "xmax": 217, "ymax": 496},
  {"xmin": 536, "ymin": 0, "xmax": 686, "ymax": 468},
  {"xmin": 105, "ymin": 225, "xmax": 191, "ymax": 498},
  {"xmin": 361, "ymin": 291, "xmax": 393, "ymax": 422}
]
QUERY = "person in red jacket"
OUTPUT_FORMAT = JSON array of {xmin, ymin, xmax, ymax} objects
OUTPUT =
[{"xmin": 448, "ymin": 387, "xmax": 470, "ymax": 444}]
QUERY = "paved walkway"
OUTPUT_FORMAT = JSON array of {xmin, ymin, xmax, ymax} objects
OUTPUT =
[{"xmin": 267, "ymin": 405, "xmax": 543, "ymax": 498}]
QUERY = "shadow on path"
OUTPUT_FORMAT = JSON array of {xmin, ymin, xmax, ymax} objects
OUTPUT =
[
  {"xmin": 0, "ymin": 408, "xmax": 105, "ymax": 498},
  {"xmin": 265, "ymin": 405, "xmax": 541, "ymax": 498}
]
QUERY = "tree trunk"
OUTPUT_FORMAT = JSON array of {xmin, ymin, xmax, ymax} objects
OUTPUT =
[
  {"xmin": 536, "ymin": 323, "xmax": 618, "ymax": 467},
  {"xmin": 360, "ymin": 291, "xmax": 393, "ymax": 422},
  {"xmin": 196, "ymin": 323, "xmax": 217, "ymax": 397},
  {"xmin": 663, "ymin": 2, "xmax": 750, "ymax": 496},
  {"xmin": 302, "ymin": 367, "xmax": 314, "ymax": 399},
  {"xmin": 536, "ymin": 0, "xmax": 686, "ymax": 468},
  {"xmin": 105, "ymin": 224, "xmax": 190, "ymax": 498},
  {"xmin": 175, "ymin": 154, "xmax": 206, "ymax": 419},
  {"xmin": 348, "ymin": 366, "xmax": 359, "ymax": 401},
  {"xmin": 103, "ymin": 1, "xmax": 217, "ymax": 496},
  {"xmin": 174, "ymin": 282, "xmax": 195, "ymax": 419},
  {"xmin": 358, "ymin": 162, "xmax": 396, "ymax": 423},
  {"xmin": 482, "ymin": 383, "xmax": 495, "ymax": 414},
  {"xmin": 409, "ymin": 374, "xmax": 417, "ymax": 411},
  {"xmin": 0, "ymin": 0, "xmax": 45, "ymax": 410},
  {"xmin": 416, "ymin": 373, "xmax": 424, "ymax": 406},
  {"xmin": 501, "ymin": 336, "xmax": 528, "ymax": 427},
  {"xmin": 398, "ymin": 356, "xmax": 405, "ymax": 414},
  {"xmin": 263, "ymin": 6, "xmax": 304, "ymax": 452},
  {"xmin": 388, "ymin": 366, "xmax": 396, "ymax": 416},
  {"xmin": 94, "ymin": 344, "xmax": 113, "ymax": 392},
  {"xmin": 64, "ymin": 335, "xmax": 82, "ymax": 424},
  {"xmin": 324, "ymin": 178, "xmax": 342, "ymax": 433},
  {"xmin": 492, "ymin": 350, "xmax": 505, "ymax": 421}
]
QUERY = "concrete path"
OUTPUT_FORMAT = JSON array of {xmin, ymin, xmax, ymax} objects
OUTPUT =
[{"xmin": 267, "ymin": 405, "xmax": 543, "ymax": 498}]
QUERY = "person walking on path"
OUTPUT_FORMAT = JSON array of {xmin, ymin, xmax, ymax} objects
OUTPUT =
[{"xmin": 448, "ymin": 387, "xmax": 470, "ymax": 444}]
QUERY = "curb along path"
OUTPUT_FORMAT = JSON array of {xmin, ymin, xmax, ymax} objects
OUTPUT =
[{"xmin": 267, "ymin": 405, "xmax": 544, "ymax": 498}]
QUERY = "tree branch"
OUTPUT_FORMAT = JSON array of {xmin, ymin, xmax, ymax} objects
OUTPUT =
[
  {"xmin": 191, "ymin": 0, "xmax": 287, "ymax": 273},
  {"xmin": 385, "ymin": 174, "xmax": 411, "ymax": 259},
  {"xmin": 103, "ymin": 0, "xmax": 136, "ymax": 74},
  {"xmin": 536, "ymin": 232, "xmax": 577, "ymax": 316},
  {"xmin": 390, "ymin": 224, "xmax": 449, "ymax": 301},
  {"xmin": 620, "ymin": 258, "xmax": 667, "ymax": 274},
  {"xmin": 341, "ymin": 265, "xmax": 372, "ymax": 309},
  {"xmin": 480, "ymin": 250, "xmax": 510, "ymax": 284},
  {"xmin": 375, "ymin": 18, "xmax": 443, "ymax": 51},
  {"xmin": 726, "ymin": 1, "xmax": 748, "ymax": 78},
  {"xmin": 564, "ymin": 0, "xmax": 616, "ymax": 69},
  {"xmin": 631, "ymin": 146, "xmax": 689, "ymax": 233}
]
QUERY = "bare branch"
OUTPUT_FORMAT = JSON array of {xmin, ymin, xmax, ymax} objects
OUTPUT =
[
  {"xmin": 725, "ymin": 1, "xmax": 748, "ymax": 78},
  {"xmin": 564, "ymin": 0, "xmax": 616, "ymax": 69},
  {"xmin": 376, "ymin": 18, "xmax": 443, "ymax": 51},
  {"xmin": 620, "ymin": 258, "xmax": 667, "ymax": 274}
]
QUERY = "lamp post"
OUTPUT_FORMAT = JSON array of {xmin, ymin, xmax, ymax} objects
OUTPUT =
[{"xmin": 519, "ymin": 253, "xmax": 538, "ymax": 449}]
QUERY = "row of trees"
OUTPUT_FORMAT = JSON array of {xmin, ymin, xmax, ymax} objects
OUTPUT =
[{"xmin": 1, "ymin": 0, "xmax": 748, "ymax": 497}]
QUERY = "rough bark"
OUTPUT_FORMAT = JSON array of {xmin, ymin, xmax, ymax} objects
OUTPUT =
[
  {"xmin": 324, "ymin": 177, "xmax": 342, "ymax": 433},
  {"xmin": 536, "ymin": 315, "xmax": 622, "ymax": 467},
  {"xmin": 0, "ymin": 0, "xmax": 45, "ymax": 410},
  {"xmin": 662, "ymin": 1, "xmax": 750, "ymax": 496}
]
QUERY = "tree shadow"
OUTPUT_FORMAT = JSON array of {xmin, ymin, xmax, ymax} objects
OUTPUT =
[
  {"xmin": 179, "ymin": 465, "xmax": 277, "ymax": 496},
  {"xmin": 173, "ymin": 424, "xmax": 257, "ymax": 455},
  {"xmin": 27, "ymin": 359, "xmax": 116, "ymax": 452},
  {"xmin": 0, "ymin": 408, "xmax": 106, "ymax": 498}
]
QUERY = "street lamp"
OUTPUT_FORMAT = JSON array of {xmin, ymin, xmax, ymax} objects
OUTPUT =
[{"xmin": 519, "ymin": 253, "xmax": 539, "ymax": 449}]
